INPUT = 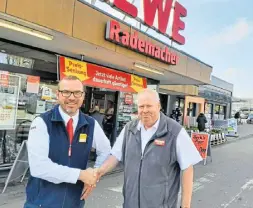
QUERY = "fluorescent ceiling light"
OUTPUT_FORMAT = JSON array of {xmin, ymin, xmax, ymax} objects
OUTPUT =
[
  {"xmin": 134, "ymin": 63, "xmax": 164, "ymax": 75},
  {"xmin": 0, "ymin": 19, "xmax": 53, "ymax": 41}
]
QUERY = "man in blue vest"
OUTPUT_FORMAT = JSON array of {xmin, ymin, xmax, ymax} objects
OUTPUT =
[
  {"xmin": 83, "ymin": 89, "xmax": 202, "ymax": 208},
  {"xmin": 24, "ymin": 76, "xmax": 111, "ymax": 208}
]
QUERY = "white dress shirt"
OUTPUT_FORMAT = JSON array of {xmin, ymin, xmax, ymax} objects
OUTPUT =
[
  {"xmin": 111, "ymin": 118, "xmax": 202, "ymax": 170},
  {"xmin": 27, "ymin": 106, "xmax": 111, "ymax": 184}
]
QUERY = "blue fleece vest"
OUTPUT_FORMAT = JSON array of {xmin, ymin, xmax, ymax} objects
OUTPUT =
[{"xmin": 25, "ymin": 106, "xmax": 95, "ymax": 208}]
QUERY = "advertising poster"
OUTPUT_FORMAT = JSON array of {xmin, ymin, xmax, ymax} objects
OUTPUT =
[
  {"xmin": 26, "ymin": 75, "xmax": 40, "ymax": 94},
  {"xmin": 0, "ymin": 74, "xmax": 20, "ymax": 130},
  {"xmin": 0, "ymin": 71, "xmax": 9, "ymax": 87},
  {"xmin": 124, "ymin": 93, "xmax": 133, "ymax": 105},
  {"xmin": 191, "ymin": 132, "xmax": 209, "ymax": 164},
  {"xmin": 58, "ymin": 56, "xmax": 147, "ymax": 93},
  {"xmin": 41, "ymin": 86, "xmax": 52, "ymax": 100},
  {"xmin": 227, "ymin": 118, "xmax": 238, "ymax": 135}
]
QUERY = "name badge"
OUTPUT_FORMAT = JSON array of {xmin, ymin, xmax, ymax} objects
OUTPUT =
[
  {"xmin": 79, "ymin": 134, "xmax": 87, "ymax": 143},
  {"xmin": 154, "ymin": 139, "xmax": 165, "ymax": 146}
]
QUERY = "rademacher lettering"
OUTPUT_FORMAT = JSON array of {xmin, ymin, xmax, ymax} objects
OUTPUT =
[{"xmin": 106, "ymin": 20, "xmax": 179, "ymax": 65}]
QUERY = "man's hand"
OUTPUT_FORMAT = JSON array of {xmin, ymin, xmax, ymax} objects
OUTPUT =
[
  {"xmin": 78, "ymin": 168, "xmax": 97, "ymax": 185},
  {"xmin": 80, "ymin": 168, "xmax": 102, "ymax": 200},
  {"xmin": 93, "ymin": 168, "xmax": 103, "ymax": 182},
  {"xmin": 80, "ymin": 184, "xmax": 95, "ymax": 200}
]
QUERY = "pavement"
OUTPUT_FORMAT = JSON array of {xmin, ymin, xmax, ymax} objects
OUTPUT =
[{"xmin": 1, "ymin": 123, "xmax": 253, "ymax": 208}]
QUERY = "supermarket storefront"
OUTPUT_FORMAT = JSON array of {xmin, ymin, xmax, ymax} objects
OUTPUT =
[{"xmin": 0, "ymin": 0, "xmax": 212, "ymax": 164}]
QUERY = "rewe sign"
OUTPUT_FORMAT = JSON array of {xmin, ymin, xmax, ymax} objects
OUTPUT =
[{"xmin": 100, "ymin": 0, "xmax": 187, "ymax": 45}]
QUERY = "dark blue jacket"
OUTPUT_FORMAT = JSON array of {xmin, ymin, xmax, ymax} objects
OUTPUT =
[{"xmin": 25, "ymin": 106, "xmax": 95, "ymax": 208}]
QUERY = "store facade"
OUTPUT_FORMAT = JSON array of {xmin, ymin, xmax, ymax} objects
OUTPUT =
[
  {"xmin": 0, "ymin": 0, "xmax": 212, "ymax": 164},
  {"xmin": 199, "ymin": 76, "xmax": 233, "ymax": 121},
  {"xmin": 158, "ymin": 85, "xmax": 199, "ymax": 125}
]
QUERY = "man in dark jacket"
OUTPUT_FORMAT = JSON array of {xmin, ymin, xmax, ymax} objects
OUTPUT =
[
  {"xmin": 82, "ymin": 89, "xmax": 202, "ymax": 208},
  {"xmin": 196, "ymin": 113, "xmax": 207, "ymax": 132},
  {"xmin": 24, "ymin": 76, "xmax": 111, "ymax": 208}
]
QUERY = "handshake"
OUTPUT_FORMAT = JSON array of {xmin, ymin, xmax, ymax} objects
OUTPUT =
[{"xmin": 78, "ymin": 167, "xmax": 104, "ymax": 200}]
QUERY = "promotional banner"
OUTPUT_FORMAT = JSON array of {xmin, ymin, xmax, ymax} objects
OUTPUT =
[
  {"xmin": 191, "ymin": 132, "xmax": 209, "ymax": 164},
  {"xmin": 59, "ymin": 56, "xmax": 147, "ymax": 93}
]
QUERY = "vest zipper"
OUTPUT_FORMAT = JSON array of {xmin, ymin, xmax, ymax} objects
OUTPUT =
[
  {"xmin": 138, "ymin": 139, "xmax": 155, "ymax": 208},
  {"xmin": 138, "ymin": 156, "xmax": 143, "ymax": 208},
  {"xmin": 62, "ymin": 150, "xmax": 71, "ymax": 208}
]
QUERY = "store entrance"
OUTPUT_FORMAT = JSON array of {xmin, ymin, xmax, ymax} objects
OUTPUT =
[{"xmin": 83, "ymin": 87, "xmax": 118, "ymax": 147}]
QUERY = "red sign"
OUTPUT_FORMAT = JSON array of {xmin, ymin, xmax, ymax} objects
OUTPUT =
[
  {"xmin": 102, "ymin": 0, "xmax": 187, "ymax": 45},
  {"xmin": 59, "ymin": 56, "xmax": 147, "ymax": 93},
  {"xmin": 124, "ymin": 93, "xmax": 133, "ymax": 105},
  {"xmin": 191, "ymin": 133, "xmax": 209, "ymax": 160},
  {"xmin": 106, "ymin": 20, "xmax": 179, "ymax": 65},
  {"xmin": 27, "ymin": 76, "xmax": 40, "ymax": 83}
]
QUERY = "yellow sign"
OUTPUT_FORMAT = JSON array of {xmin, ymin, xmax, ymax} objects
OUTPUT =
[
  {"xmin": 79, "ymin": 134, "xmax": 87, "ymax": 143},
  {"xmin": 63, "ymin": 58, "xmax": 89, "ymax": 82},
  {"xmin": 131, "ymin": 75, "xmax": 144, "ymax": 92}
]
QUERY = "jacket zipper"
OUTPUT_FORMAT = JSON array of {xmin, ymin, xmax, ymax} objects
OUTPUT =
[
  {"xmin": 62, "ymin": 123, "xmax": 72, "ymax": 208},
  {"xmin": 138, "ymin": 138, "xmax": 155, "ymax": 208},
  {"xmin": 61, "ymin": 123, "xmax": 85, "ymax": 207}
]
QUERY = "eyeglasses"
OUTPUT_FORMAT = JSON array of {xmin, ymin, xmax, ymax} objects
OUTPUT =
[{"xmin": 58, "ymin": 90, "xmax": 84, "ymax": 98}]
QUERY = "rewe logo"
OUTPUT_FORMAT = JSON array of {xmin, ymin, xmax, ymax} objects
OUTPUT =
[{"xmin": 100, "ymin": 0, "xmax": 187, "ymax": 45}]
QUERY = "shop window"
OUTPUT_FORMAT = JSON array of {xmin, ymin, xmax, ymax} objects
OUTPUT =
[
  {"xmin": 0, "ymin": 71, "xmax": 58, "ymax": 122},
  {"xmin": 0, "ymin": 70, "xmax": 58, "ymax": 164},
  {"xmin": 0, "ymin": 52, "xmax": 34, "ymax": 69}
]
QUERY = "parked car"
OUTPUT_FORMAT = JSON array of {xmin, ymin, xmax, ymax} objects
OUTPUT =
[
  {"xmin": 240, "ymin": 112, "xmax": 249, "ymax": 119},
  {"xmin": 247, "ymin": 114, "xmax": 253, "ymax": 124}
]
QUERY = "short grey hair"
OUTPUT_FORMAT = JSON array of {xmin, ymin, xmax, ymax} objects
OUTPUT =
[{"xmin": 137, "ymin": 88, "xmax": 160, "ymax": 104}]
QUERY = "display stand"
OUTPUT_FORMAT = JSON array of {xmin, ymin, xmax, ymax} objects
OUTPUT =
[{"xmin": 2, "ymin": 140, "xmax": 29, "ymax": 194}]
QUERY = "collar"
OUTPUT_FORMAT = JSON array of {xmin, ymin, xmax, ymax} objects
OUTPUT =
[
  {"xmin": 58, "ymin": 106, "xmax": 79, "ymax": 125},
  {"xmin": 51, "ymin": 105, "xmax": 88, "ymax": 128},
  {"xmin": 137, "ymin": 115, "xmax": 160, "ymax": 131},
  {"xmin": 130, "ymin": 113, "xmax": 169, "ymax": 138}
]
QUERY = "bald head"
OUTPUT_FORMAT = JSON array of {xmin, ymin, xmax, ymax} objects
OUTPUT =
[
  {"xmin": 137, "ymin": 89, "xmax": 160, "ymax": 104},
  {"xmin": 137, "ymin": 88, "xmax": 161, "ymax": 129}
]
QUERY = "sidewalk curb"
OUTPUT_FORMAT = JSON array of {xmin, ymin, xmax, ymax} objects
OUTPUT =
[{"xmin": 226, "ymin": 133, "xmax": 253, "ymax": 144}]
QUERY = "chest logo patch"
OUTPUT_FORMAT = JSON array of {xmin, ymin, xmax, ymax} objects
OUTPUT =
[
  {"xmin": 154, "ymin": 139, "xmax": 165, "ymax": 146},
  {"xmin": 79, "ymin": 134, "xmax": 87, "ymax": 143}
]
